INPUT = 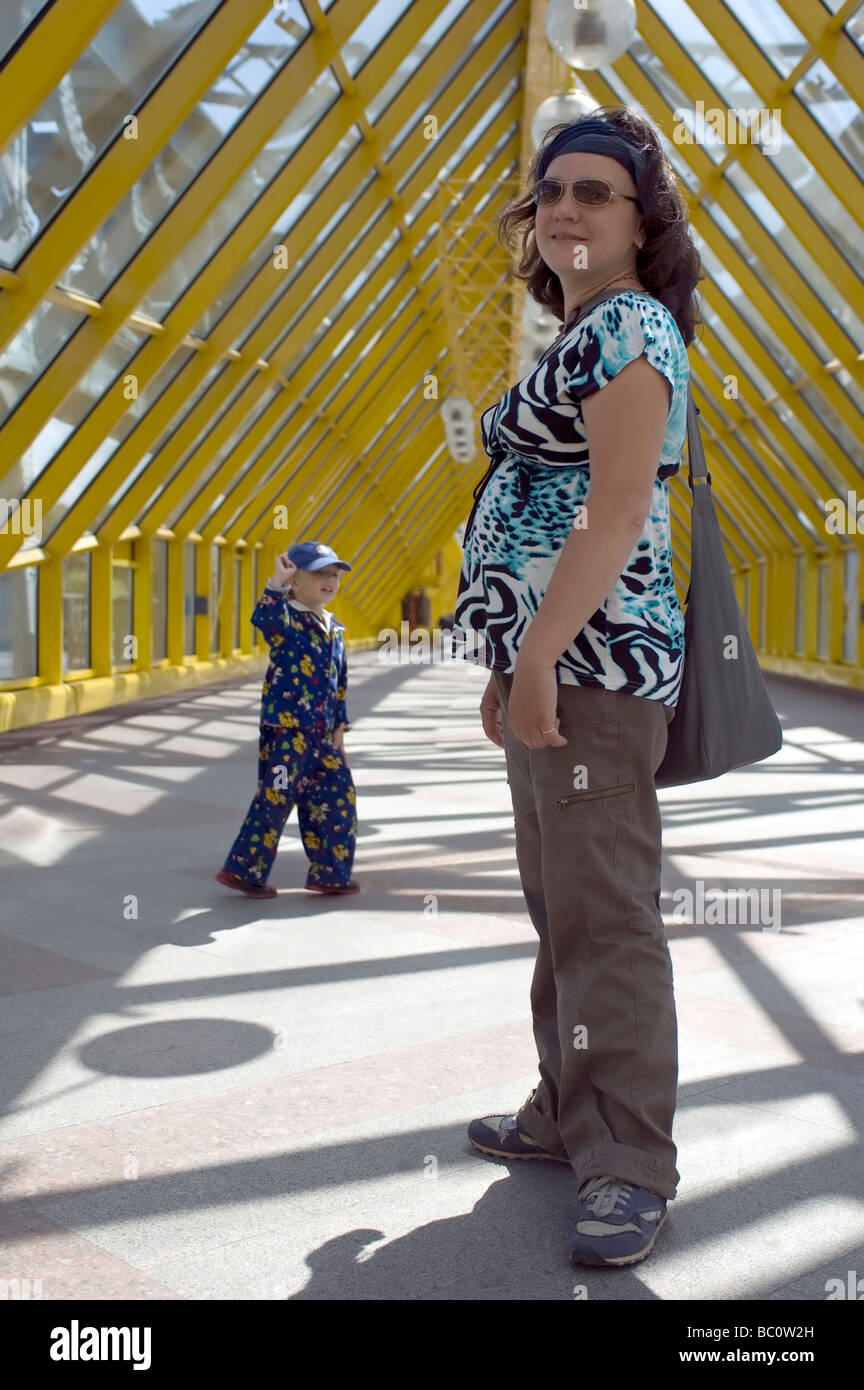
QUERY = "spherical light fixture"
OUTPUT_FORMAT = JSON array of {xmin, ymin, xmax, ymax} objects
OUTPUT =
[{"xmin": 545, "ymin": 0, "xmax": 637, "ymax": 71}]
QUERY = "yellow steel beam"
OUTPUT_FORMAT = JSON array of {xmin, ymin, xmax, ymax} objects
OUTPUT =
[
  {"xmin": 635, "ymin": 4, "xmax": 863, "ymax": 315},
  {"xmin": 592, "ymin": 49, "xmax": 864, "ymax": 443},
  {"xmin": 685, "ymin": 0, "xmax": 864, "ymax": 220},
  {"xmin": 577, "ymin": 59, "xmax": 864, "ymax": 528},
  {"xmin": 0, "ymin": 0, "xmax": 281, "ymax": 351},
  {"xmin": 148, "ymin": 29, "xmax": 524, "ymax": 538},
  {"xmin": 92, "ymin": 107, "xmax": 518, "ymax": 561},
  {"xmin": 2, "ymin": 0, "xmax": 519, "ymax": 567},
  {"xmin": 0, "ymin": 0, "xmax": 122, "ymax": 161}
]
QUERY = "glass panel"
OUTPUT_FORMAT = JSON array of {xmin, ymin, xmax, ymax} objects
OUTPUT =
[
  {"xmin": 197, "ymin": 391, "xmax": 297, "ymax": 531},
  {"xmin": 817, "ymin": 561, "xmax": 831, "ymax": 659},
  {"xmin": 623, "ymin": 38, "xmax": 725, "ymax": 167},
  {"xmin": 163, "ymin": 380, "xmax": 283, "ymax": 530},
  {"xmin": 795, "ymin": 61, "xmax": 864, "ymax": 180},
  {"xmin": 695, "ymin": 235, "xmax": 803, "ymax": 386},
  {"xmin": 365, "ymin": 0, "xmax": 476, "ymax": 123},
  {"xmin": 138, "ymin": 365, "xmax": 259, "ymax": 530},
  {"xmin": 0, "ymin": 565, "xmax": 38, "ymax": 679},
  {"xmin": 694, "ymin": 301, "xmax": 774, "ymax": 399},
  {"xmin": 183, "ymin": 541, "xmax": 195, "ymax": 654},
  {"xmin": 395, "ymin": 57, "xmax": 519, "ymax": 194},
  {"xmin": 718, "ymin": 0, "xmax": 807, "ymax": 79},
  {"xmin": 771, "ymin": 397, "xmax": 848, "ymax": 498},
  {"xmin": 646, "ymin": 0, "xmax": 766, "ymax": 114},
  {"xmin": 132, "ymin": 359, "xmax": 232, "ymax": 524},
  {"xmin": 0, "ymin": 1, "xmax": 54, "ymax": 64},
  {"xmin": 746, "ymin": 128, "xmax": 863, "ymax": 277},
  {"xmin": 209, "ymin": 543, "xmax": 220, "ymax": 654},
  {"xmin": 111, "ymin": 564, "xmax": 134, "ymax": 668},
  {"xmin": 758, "ymin": 561, "xmax": 766, "ymax": 650},
  {"xmin": 135, "ymin": 65, "xmax": 342, "ymax": 321},
  {"xmin": 0, "ymin": 0, "xmax": 224, "ymax": 267},
  {"xmin": 0, "ymin": 303, "xmax": 86, "ymax": 429},
  {"xmin": 341, "ymin": 0, "xmax": 416, "ymax": 80},
  {"xmin": 62, "ymin": 551, "xmax": 90, "ymax": 672},
  {"xmin": 151, "ymin": 537, "xmax": 168, "ymax": 661},
  {"xmin": 263, "ymin": 209, "xmax": 396, "ymax": 366},
  {"xmin": 702, "ymin": 196, "xmax": 835, "ymax": 363},
  {"xmin": 43, "ymin": 343, "xmax": 195, "ymax": 540},
  {"xmin": 799, "ymin": 386, "xmax": 864, "ymax": 475},
  {"xmin": 233, "ymin": 556, "xmax": 241, "ymax": 647},
  {"xmin": 724, "ymin": 163, "xmax": 864, "ymax": 345},
  {"xmin": 4, "ymin": 322, "xmax": 143, "ymax": 523},
  {"xmin": 795, "ymin": 554, "xmax": 806, "ymax": 654},
  {"xmin": 189, "ymin": 126, "xmax": 363, "ymax": 339},
  {"xmin": 844, "ymin": 548, "xmax": 859, "ymax": 662},
  {"xmin": 847, "ymin": 7, "xmax": 864, "ymax": 54},
  {"xmin": 58, "ymin": 3, "xmax": 312, "ymax": 300}
]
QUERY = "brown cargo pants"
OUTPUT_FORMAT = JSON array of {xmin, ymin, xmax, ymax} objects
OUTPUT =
[{"xmin": 493, "ymin": 671, "xmax": 680, "ymax": 1201}]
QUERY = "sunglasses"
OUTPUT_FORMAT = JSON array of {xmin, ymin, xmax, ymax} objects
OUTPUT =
[{"xmin": 532, "ymin": 178, "xmax": 642, "ymax": 210}]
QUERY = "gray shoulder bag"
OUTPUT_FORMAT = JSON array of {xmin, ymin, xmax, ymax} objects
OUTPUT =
[{"xmin": 655, "ymin": 386, "xmax": 783, "ymax": 786}]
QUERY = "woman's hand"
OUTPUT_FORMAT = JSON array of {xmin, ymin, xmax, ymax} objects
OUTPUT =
[
  {"xmin": 332, "ymin": 725, "xmax": 345, "ymax": 753},
  {"xmin": 479, "ymin": 674, "xmax": 504, "ymax": 748},
  {"xmin": 508, "ymin": 659, "xmax": 568, "ymax": 749}
]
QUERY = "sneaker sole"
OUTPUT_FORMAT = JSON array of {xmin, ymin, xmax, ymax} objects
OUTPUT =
[
  {"xmin": 570, "ymin": 1206, "xmax": 668, "ymax": 1267},
  {"xmin": 468, "ymin": 1134, "xmax": 570, "ymax": 1163}
]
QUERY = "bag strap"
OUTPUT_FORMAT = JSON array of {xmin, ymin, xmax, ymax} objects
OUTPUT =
[{"xmin": 685, "ymin": 388, "xmax": 710, "ymax": 490}]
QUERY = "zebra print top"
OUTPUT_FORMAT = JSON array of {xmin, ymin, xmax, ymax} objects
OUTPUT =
[{"xmin": 451, "ymin": 291, "xmax": 690, "ymax": 705}]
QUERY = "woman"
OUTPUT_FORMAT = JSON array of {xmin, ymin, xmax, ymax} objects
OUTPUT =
[{"xmin": 451, "ymin": 107, "xmax": 702, "ymax": 1268}]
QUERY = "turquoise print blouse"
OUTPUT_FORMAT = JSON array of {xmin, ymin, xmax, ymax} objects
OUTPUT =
[{"xmin": 452, "ymin": 291, "xmax": 690, "ymax": 705}]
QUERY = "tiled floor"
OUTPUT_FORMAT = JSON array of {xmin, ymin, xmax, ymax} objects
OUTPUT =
[{"xmin": 0, "ymin": 656, "xmax": 862, "ymax": 1300}]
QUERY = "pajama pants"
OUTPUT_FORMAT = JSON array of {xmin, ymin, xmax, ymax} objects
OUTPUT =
[{"xmin": 223, "ymin": 721, "xmax": 357, "ymax": 889}]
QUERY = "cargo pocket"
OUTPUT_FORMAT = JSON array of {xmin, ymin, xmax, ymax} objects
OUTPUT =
[{"xmin": 555, "ymin": 780, "xmax": 636, "ymax": 820}]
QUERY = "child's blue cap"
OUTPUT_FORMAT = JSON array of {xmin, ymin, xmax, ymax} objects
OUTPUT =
[{"xmin": 287, "ymin": 541, "xmax": 352, "ymax": 573}]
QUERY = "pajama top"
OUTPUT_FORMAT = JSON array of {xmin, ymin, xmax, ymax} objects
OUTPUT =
[
  {"xmin": 252, "ymin": 585, "xmax": 351, "ymax": 732},
  {"xmin": 451, "ymin": 291, "xmax": 690, "ymax": 705}
]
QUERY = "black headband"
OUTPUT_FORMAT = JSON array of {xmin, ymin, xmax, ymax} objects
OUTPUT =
[{"xmin": 535, "ymin": 120, "xmax": 653, "ymax": 214}]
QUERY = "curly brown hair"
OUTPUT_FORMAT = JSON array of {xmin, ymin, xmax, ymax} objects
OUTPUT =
[{"xmin": 497, "ymin": 106, "xmax": 703, "ymax": 347}]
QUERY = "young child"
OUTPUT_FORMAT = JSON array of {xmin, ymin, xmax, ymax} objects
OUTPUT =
[{"xmin": 215, "ymin": 541, "xmax": 359, "ymax": 898}]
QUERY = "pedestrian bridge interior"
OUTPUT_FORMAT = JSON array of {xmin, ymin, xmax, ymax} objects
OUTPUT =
[{"xmin": 0, "ymin": 0, "xmax": 862, "ymax": 1304}]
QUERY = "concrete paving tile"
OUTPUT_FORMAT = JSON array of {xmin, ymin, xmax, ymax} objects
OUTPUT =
[
  {"xmin": 761, "ymin": 1240, "xmax": 864, "ymax": 1302},
  {"xmin": 696, "ymin": 1061, "xmax": 864, "ymax": 1133},
  {"xmin": 28, "ymin": 1175, "xmax": 300, "ymax": 1273},
  {"xmin": 0, "ymin": 1032, "xmax": 539, "ymax": 1194},
  {"xmin": 0, "ymin": 935, "xmax": 116, "ymax": 996},
  {"xmin": 0, "ymin": 1199, "xmax": 182, "ymax": 1300}
]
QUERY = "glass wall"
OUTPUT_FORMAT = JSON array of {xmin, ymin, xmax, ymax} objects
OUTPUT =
[
  {"xmin": 0, "ymin": 566, "xmax": 38, "ymax": 679},
  {"xmin": 62, "ymin": 551, "xmax": 90, "ymax": 672},
  {"xmin": 151, "ymin": 537, "xmax": 168, "ymax": 662},
  {"xmin": 183, "ymin": 541, "xmax": 195, "ymax": 655},
  {"xmin": 209, "ymin": 544, "xmax": 221, "ymax": 654},
  {"xmin": 111, "ymin": 563, "xmax": 134, "ymax": 668}
]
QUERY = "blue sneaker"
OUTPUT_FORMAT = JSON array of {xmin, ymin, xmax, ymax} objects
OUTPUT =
[{"xmin": 570, "ymin": 1175, "xmax": 668, "ymax": 1266}]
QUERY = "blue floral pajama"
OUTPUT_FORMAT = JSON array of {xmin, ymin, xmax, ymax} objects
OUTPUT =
[{"xmin": 223, "ymin": 720, "xmax": 357, "ymax": 888}]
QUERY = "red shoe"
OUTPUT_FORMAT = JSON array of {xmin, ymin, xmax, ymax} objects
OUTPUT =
[
  {"xmin": 214, "ymin": 869, "xmax": 278, "ymax": 899},
  {"xmin": 304, "ymin": 878, "xmax": 360, "ymax": 895}
]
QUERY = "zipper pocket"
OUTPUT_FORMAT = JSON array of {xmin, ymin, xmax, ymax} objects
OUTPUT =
[{"xmin": 556, "ymin": 781, "xmax": 635, "ymax": 811}]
